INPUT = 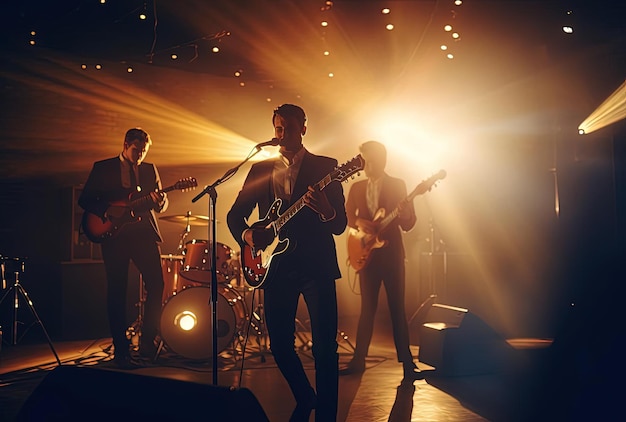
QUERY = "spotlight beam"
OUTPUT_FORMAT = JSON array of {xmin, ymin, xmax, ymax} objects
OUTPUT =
[{"xmin": 578, "ymin": 79, "xmax": 626, "ymax": 134}]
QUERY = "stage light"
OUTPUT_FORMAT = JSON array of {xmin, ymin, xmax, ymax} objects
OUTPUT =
[
  {"xmin": 578, "ymin": 79, "xmax": 626, "ymax": 134},
  {"xmin": 382, "ymin": 8, "xmax": 390, "ymax": 15},
  {"xmin": 386, "ymin": 24, "xmax": 394, "ymax": 31},
  {"xmin": 175, "ymin": 311, "xmax": 198, "ymax": 331},
  {"xmin": 212, "ymin": 46, "xmax": 220, "ymax": 53},
  {"xmin": 444, "ymin": 25, "xmax": 452, "ymax": 32},
  {"xmin": 562, "ymin": 26, "xmax": 574, "ymax": 34}
]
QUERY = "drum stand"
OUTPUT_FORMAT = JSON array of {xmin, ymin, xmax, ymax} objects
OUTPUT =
[
  {"xmin": 242, "ymin": 287, "xmax": 271, "ymax": 362},
  {"xmin": 0, "ymin": 259, "xmax": 61, "ymax": 365},
  {"xmin": 126, "ymin": 273, "xmax": 145, "ymax": 355}
]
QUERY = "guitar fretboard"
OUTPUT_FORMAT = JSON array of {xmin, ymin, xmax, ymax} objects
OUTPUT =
[{"xmin": 273, "ymin": 173, "xmax": 333, "ymax": 233}]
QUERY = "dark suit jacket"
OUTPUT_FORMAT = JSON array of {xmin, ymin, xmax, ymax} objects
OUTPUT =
[
  {"xmin": 346, "ymin": 174, "xmax": 416, "ymax": 260},
  {"xmin": 78, "ymin": 157, "xmax": 166, "ymax": 242},
  {"xmin": 227, "ymin": 150, "xmax": 347, "ymax": 281}
]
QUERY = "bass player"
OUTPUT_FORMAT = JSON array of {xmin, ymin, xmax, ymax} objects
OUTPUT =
[{"xmin": 339, "ymin": 140, "xmax": 423, "ymax": 381}]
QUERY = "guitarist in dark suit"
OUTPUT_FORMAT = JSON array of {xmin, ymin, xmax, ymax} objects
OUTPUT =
[
  {"xmin": 78, "ymin": 128, "xmax": 167, "ymax": 369},
  {"xmin": 227, "ymin": 104, "xmax": 347, "ymax": 422},
  {"xmin": 340, "ymin": 140, "xmax": 423, "ymax": 381}
]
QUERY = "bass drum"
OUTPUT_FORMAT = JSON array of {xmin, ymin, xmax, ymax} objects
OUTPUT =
[{"xmin": 160, "ymin": 285, "xmax": 247, "ymax": 360}]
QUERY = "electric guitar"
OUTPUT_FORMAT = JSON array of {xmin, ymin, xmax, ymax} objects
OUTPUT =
[
  {"xmin": 242, "ymin": 155, "xmax": 365, "ymax": 288},
  {"xmin": 347, "ymin": 170, "xmax": 446, "ymax": 272},
  {"xmin": 82, "ymin": 177, "xmax": 197, "ymax": 243}
]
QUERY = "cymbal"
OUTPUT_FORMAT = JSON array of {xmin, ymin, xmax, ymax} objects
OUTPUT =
[{"xmin": 160, "ymin": 214, "xmax": 214, "ymax": 226}]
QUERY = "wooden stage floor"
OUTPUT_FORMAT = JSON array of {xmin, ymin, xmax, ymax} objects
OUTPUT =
[{"xmin": 1, "ymin": 324, "xmax": 612, "ymax": 422}]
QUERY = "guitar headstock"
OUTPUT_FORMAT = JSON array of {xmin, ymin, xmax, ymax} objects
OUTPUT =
[
  {"xmin": 333, "ymin": 154, "xmax": 365, "ymax": 183},
  {"xmin": 411, "ymin": 169, "xmax": 447, "ymax": 196},
  {"xmin": 420, "ymin": 169, "xmax": 448, "ymax": 192},
  {"xmin": 175, "ymin": 177, "xmax": 198, "ymax": 192}
]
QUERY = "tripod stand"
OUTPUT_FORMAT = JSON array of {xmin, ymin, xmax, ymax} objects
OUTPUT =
[{"xmin": 0, "ymin": 257, "xmax": 61, "ymax": 365}]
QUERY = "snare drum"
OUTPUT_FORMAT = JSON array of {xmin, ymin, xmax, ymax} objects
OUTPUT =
[
  {"xmin": 160, "ymin": 285, "xmax": 247, "ymax": 359},
  {"xmin": 180, "ymin": 240, "xmax": 239, "ymax": 284}
]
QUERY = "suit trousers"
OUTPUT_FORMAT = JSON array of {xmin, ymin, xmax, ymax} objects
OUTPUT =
[{"xmin": 264, "ymin": 270, "xmax": 339, "ymax": 422}]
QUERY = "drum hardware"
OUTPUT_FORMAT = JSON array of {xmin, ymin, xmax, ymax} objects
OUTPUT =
[
  {"xmin": 159, "ymin": 213, "xmax": 212, "ymax": 226},
  {"xmin": 0, "ymin": 256, "xmax": 61, "ymax": 365},
  {"xmin": 240, "ymin": 287, "xmax": 270, "ymax": 363},
  {"xmin": 126, "ymin": 270, "xmax": 147, "ymax": 354}
]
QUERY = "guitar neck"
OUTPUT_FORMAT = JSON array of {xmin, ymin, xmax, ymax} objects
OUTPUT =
[
  {"xmin": 379, "ymin": 187, "xmax": 420, "ymax": 230},
  {"xmin": 273, "ymin": 173, "xmax": 332, "ymax": 233},
  {"xmin": 376, "ymin": 170, "xmax": 446, "ymax": 233},
  {"xmin": 128, "ymin": 184, "xmax": 174, "ymax": 210}
]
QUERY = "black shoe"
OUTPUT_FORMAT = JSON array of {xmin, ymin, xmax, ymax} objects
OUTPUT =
[
  {"xmin": 403, "ymin": 363, "xmax": 425, "ymax": 381},
  {"xmin": 289, "ymin": 393, "xmax": 317, "ymax": 422},
  {"xmin": 339, "ymin": 359, "xmax": 366, "ymax": 376}
]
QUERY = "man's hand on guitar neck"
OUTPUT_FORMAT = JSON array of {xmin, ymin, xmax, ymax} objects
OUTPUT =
[
  {"xmin": 304, "ymin": 185, "xmax": 336, "ymax": 222},
  {"xmin": 397, "ymin": 198, "xmax": 412, "ymax": 220},
  {"xmin": 149, "ymin": 191, "xmax": 167, "ymax": 210}
]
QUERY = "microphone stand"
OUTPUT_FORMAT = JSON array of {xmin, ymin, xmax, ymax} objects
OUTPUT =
[{"xmin": 191, "ymin": 145, "xmax": 265, "ymax": 385}]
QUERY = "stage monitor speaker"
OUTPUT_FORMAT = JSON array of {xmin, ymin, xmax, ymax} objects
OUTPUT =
[
  {"xmin": 418, "ymin": 303, "xmax": 515, "ymax": 376},
  {"xmin": 17, "ymin": 365, "xmax": 269, "ymax": 421}
]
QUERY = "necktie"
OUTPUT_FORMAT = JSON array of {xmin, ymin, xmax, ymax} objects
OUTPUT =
[
  {"xmin": 367, "ymin": 180, "xmax": 378, "ymax": 216},
  {"xmin": 129, "ymin": 164, "xmax": 137, "ymax": 190}
]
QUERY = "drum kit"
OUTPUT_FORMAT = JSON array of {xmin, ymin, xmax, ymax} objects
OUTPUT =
[{"xmin": 148, "ymin": 212, "xmax": 268, "ymax": 361}]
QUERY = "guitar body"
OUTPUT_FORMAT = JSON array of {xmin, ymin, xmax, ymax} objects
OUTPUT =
[
  {"xmin": 81, "ymin": 197, "xmax": 141, "ymax": 243},
  {"xmin": 241, "ymin": 199, "xmax": 291, "ymax": 288},
  {"xmin": 346, "ymin": 209, "xmax": 388, "ymax": 272}
]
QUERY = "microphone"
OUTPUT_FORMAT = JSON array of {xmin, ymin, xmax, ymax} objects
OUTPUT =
[{"xmin": 255, "ymin": 138, "xmax": 280, "ymax": 150}]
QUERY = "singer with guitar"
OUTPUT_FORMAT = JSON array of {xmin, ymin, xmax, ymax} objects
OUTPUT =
[
  {"xmin": 227, "ymin": 104, "xmax": 347, "ymax": 422},
  {"xmin": 339, "ymin": 140, "xmax": 423, "ymax": 381},
  {"xmin": 78, "ymin": 128, "xmax": 167, "ymax": 370}
]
